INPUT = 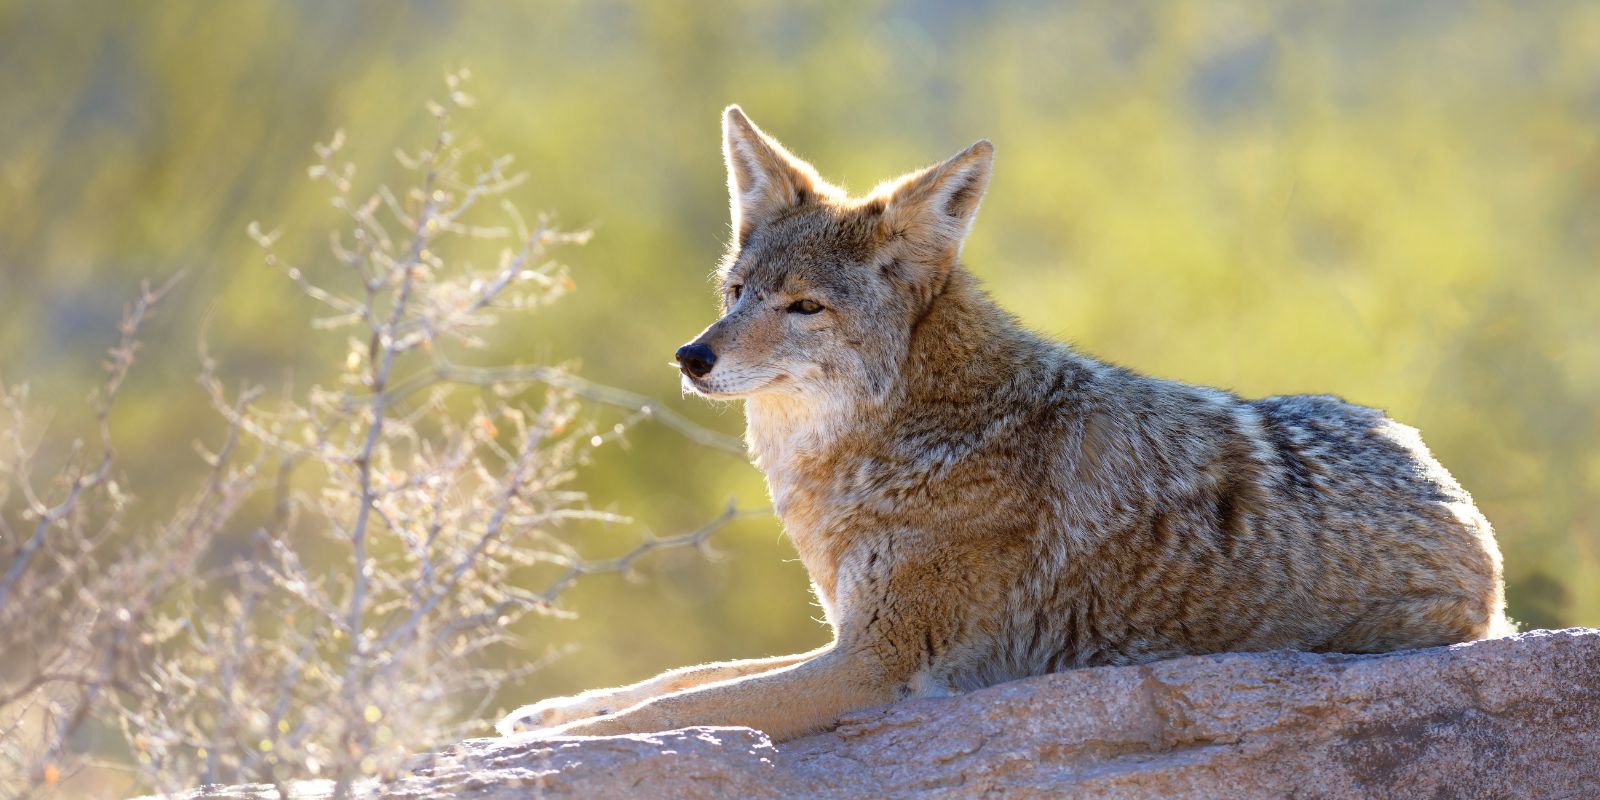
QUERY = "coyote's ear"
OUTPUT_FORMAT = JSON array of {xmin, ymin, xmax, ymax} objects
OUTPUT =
[
  {"xmin": 723, "ymin": 106, "xmax": 830, "ymax": 246},
  {"xmin": 877, "ymin": 140, "xmax": 993, "ymax": 256}
]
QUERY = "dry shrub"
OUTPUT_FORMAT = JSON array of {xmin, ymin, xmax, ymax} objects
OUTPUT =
[{"xmin": 0, "ymin": 73, "xmax": 744, "ymax": 799}]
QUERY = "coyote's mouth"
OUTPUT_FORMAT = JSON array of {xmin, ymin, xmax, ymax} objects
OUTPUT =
[{"xmin": 684, "ymin": 372, "xmax": 786, "ymax": 399}]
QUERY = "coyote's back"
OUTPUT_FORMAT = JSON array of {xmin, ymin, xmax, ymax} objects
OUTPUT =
[
  {"xmin": 498, "ymin": 108, "xmax": 1507, "ymax": 743},
  {"xmin": 946, "ymin": 350, "xmax": 1507, "ymax": 691}
]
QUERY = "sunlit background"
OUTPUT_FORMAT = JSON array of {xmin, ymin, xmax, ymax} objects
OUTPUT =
[{"xmin": 3, "ymin": 0, "xmax": 1597, "ymax": 767}]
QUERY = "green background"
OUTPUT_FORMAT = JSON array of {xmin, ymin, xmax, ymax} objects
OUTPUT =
[{"xmin": 2, "ymin": 0, "xmax": 1596, "ymax": 731}]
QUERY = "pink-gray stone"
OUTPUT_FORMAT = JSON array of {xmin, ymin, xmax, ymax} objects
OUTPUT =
[{"xmin": 178, "ymin": 627, "xmax": 1600, "ymax": 798}]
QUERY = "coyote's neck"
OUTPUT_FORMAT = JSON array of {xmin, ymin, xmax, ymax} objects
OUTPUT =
[{"xmin": 744, "ymin": 391, "xmax": 857, "ymax": 490}]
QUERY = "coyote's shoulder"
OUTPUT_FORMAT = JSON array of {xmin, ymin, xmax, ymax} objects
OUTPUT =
[{"xmin": 498, "ymin": 107, "xmax": 1507, "ymax": 742}]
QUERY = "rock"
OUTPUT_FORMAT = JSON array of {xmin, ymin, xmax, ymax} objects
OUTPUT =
[{"xmin": 179, "ymin": 628, "xmax": 1600, "ymax": 799}]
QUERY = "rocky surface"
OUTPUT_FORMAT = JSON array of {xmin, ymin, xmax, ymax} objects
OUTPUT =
[{"xmin": 184, "ymin": 628, "xmax": 1600, "ymax": 799}]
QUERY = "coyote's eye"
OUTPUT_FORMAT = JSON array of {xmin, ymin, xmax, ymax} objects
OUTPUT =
[
  {"xmin": 727, "ymin": 284, "xmax": 743, "ymax": 301},
  {"xmin": 787, "ymin": 299, "xmax": 824, "ymax": 315}
]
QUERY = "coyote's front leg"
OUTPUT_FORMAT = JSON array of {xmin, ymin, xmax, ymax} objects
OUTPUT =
[
  {"xmin": 539, "ymin": 642, "xmax": 901, "ymax": 742},
  {"xmin": 536, "ymin": 558, "xmax": 956, "ymax": 741},
  {"xmin": 496, "ymin": 645, "xmax": 828, "ymax": 734}
]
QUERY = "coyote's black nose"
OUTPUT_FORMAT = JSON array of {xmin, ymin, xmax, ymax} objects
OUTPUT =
[{"xmin": 675, "ymin": 343, "xmax": 717, "ymax": 379}]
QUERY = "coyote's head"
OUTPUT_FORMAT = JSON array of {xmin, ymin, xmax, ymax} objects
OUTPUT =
[{"xmin": 677, "ymin": 107, "xmax": 992, "ymax": 413}]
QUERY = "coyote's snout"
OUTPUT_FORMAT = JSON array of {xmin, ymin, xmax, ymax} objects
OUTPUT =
[{"xmin": 500, "ymin": 107, "xmax": 1509, "ymax": 742}]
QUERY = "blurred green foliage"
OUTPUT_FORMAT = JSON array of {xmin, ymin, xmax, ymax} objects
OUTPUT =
[{"xmin": 2, "ymin": 0, "xmax": 1596, "ymax": 745}]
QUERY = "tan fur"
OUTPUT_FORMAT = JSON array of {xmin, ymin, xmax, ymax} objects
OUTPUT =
[{"xmin": 498, "ymin": 107, "xmax": 1509, "ymax": 742}]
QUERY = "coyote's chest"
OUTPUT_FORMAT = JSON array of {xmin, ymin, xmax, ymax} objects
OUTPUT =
[
  {"xmin": 748, "ymin": 403, "xmax": 896, "ymax": 626},
  {"xmin": 744, "ymin": 410, "xmax": 828, "ymax": 607},
  {"xmin": 758, "ymin": 452, "xmax": 867, "ymax": 628},
  {"xmin": 760, "ymin": 446, "xmax": 974, "ymax": 631}
]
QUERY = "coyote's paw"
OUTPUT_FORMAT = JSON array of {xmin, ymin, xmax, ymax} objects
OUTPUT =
[{"xmin": 496, "ymin": 692, "xmax": 623, "ymax": 736}]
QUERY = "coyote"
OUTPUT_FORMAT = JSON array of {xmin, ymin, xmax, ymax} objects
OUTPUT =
[{"xmin": 499, "ymin": 108, "xmax": 1509, "ymax": 742}]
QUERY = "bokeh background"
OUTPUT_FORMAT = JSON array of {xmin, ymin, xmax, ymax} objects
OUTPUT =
[{"xmin": 3, "ymin": 0, "xmax": 1597, "ymax": 724}]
